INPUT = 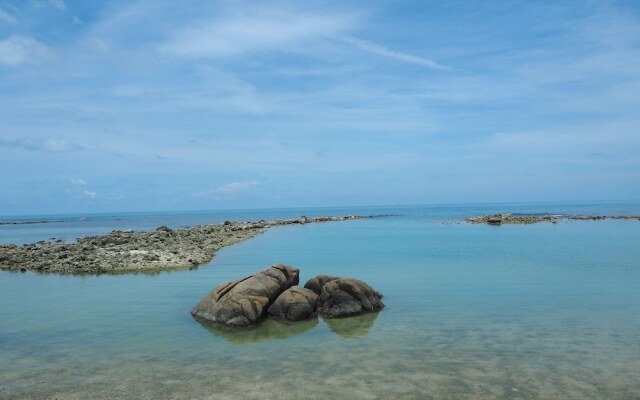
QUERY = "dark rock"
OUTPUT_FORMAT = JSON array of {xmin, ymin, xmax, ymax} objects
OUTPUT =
[
  {"xmin": 268, "ymin": 286, "xmax": 318, "ymax": 321},
  {"xmin": 156, "ymin": 226, "xmax": 173, "ymax": 233},
  {"xmin": 191, "ymin": 264, "xmax": 299, "ymax": 327},
  {"xmin": 304, "ymin": 275, "xmax": 340, "ymax": 295},
  {"xmin": 317, "ymin": 278, "xmax": 384, "ymax": 318}
]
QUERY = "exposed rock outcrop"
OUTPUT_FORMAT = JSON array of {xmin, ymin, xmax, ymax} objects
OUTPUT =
[
  {"xmin": 193, "ymin": 268, "xmax": 385, "ymax": 328},
  {"xmin": 303, "ymin": 275, "xmax": 339, "ymax": 295},
  {"xmin": 316, "ymin": 278, "xmax": 385, "ymax": 318},
  {"xmin": 268, "ymin": 286, "xmax": 318, "ymax": 321},
  {"xmin": 191, "ymin": 264, "xmax": 299, "ymax": 327},
  {"xmin": 465, "ymin": 213, "xmax": 559, "ymax": 225},
  {"xmin": 0, "ymin": 215, "xmax": 378, "ymax": 274},
  {"xmin": 465, "ymin": 213, "xmax": 640, "ymax": 225}
]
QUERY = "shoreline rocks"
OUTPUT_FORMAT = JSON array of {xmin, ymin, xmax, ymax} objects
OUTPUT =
[
  {"xmin": 0, "ymin": 215, "xmax": 377, "ymax": 275},
  {"xmin": 0, "ymin": 220, "xmax": 64, "ymax": 225},
  {"xmin": 465, "ymin": 213, "xmax": 640, "ymax": 225},
  {"xmin": 193, "ymin": 267, "xmax": 384, "ymax": 328}
]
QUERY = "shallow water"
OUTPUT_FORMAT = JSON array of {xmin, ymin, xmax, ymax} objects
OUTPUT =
[{"xmin": 1, "ymin": 203, "xmax": 639, "ymax": 399}]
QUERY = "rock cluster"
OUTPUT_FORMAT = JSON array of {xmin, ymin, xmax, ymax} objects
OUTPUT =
[
  {"xmin": 192, "ymin": 264, "xmax": 384, "ymax": 327},
  {"xmin": 0, "ymin": 215, "xmax": 374, "ymax": 274},
  {"xmin": 465, "ymin": 213, "xmax": 640, "ymax": 225},
  {"xmin": 466, "ymin": 214, "xmax": 560, "ymax": 225}
]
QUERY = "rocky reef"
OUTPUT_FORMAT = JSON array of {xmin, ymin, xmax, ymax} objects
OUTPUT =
[
  {"xmin": 0, "ymin": 215, "xmax": 373, "ymax": 274},
  {"xmin": 465, "ymin": 213, "xmax": 640, "ymax": 225},
  {"xmin": 192, "ymin": 264, "xmax": 384, "ymax": 328}
]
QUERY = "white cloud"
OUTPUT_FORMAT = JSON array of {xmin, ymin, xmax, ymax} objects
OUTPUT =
[
  {"xmin": 194, "ymin": 180, "xmax": 259, "ymax": 199},
  {"xmin": 83, "ymin": 190, "xmax": 97, "ymax": 199},
  {"xmin": 0, "ymin": 34, "xmax": 52, "ymax": 66},
  {"xmin": 0, "ymin": 137, "xmax": 83, "ymax": 152},
  {"xmin": 216, "ymin": 180, "xmax": 259, "ymax": 194},
  {"xmin": 49, "ymin": 0, "xmax": 66, "ymax": 10},
  {"xmin": 70, "ymin": 178, "xmax": 87, "ymax": 185},
  {"xmin": 337, "ymin": 36, "xmax": 450, "ymax": 70},
  {"xmin": 159, "ymin": 8, "xmax": 357, "ymax": 57},
  {"xmin": 0, "ymin": 9, "xmax": 17, "ymax": 24}
]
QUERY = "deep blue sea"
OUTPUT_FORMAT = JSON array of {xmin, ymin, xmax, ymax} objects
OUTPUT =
[{"xmin": 1, "ymin": 202, "xmax": 639, "ymax": 399}]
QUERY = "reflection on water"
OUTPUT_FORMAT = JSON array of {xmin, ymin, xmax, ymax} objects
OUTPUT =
[
  {"xmin": 324, "ymin": 311, "xmax": 380, "ymax": 338},
  {"xmin": 197, "ymin": 312, "xmax": 381, "ymax": 344},
  {"xmin": 199, "ymin": 317, "xmax": 319, "ymax": 345}
]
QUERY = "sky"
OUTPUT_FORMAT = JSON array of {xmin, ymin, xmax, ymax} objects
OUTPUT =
[{"xmin": 1, "ymin": 0, "xmax": 639, "ymax": 214}]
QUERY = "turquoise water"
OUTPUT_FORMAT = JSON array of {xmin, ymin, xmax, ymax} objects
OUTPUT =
[{"xmin": 1, "ymin": 203, "xmax": 639, "ymax": 399}]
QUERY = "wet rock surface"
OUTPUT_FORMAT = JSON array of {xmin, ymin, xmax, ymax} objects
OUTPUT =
[
  {"xmin": 303, "ymin": 274, "xmax": 340, "ymax": 295},
  {"xmin": 268, "ymin": 286, "xmax": 319, "ymax": 321},
  {"xmin": 316, "ymin": 278, "xmax": 385, "ymax": 318},
  {"xmin": 0, "ymin": 215, "xmax": 374, "ymax": 274},
  {"xmin": 194, "ymin": 268, "xmax": 384, "ymax": 328},
  {"xmin": 191, "ymin": 264, "xmax": 299, "ymax": 327},
  {"xmin": 465, "ymin": 213, "xmax": 640, "ymax": 225}
]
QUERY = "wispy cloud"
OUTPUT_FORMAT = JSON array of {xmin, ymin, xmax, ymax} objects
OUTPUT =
[
  {"xmin": 70, "ymin": 178, "xmax": 87, "ymax": 185},
  {"xmin": 0, "ymin": 35, "xmax": 52, "ymax": 66},
  {"xmin": 0, "ymin": 8, "xmax": 17, "ymax": 24},
  {"xmin": 0, "ymin": 137, "xmax": 83, "ymax": 152},
  {"xmin": 337, "ymin": 36, "xmax": 450, "ymax": 70},
  {"xmin": 49, "ymin": 0, "xmax": 66, "ymax": 10},
  {"xmin": 159, "ymin": 7, "xmax": 358, "ymax": 57},
  {"xmin": 83, "ymin": 190, "xmax": 97, "ymax": 199},
  {"xmin": 194, "ymin": 180, "xmax": 259, "ymax": 199},
  {"xmin": 216, "ymin": 180, "xmax": 259, "ymax": 194}
]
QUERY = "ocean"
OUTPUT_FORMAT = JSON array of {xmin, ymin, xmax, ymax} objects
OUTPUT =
[{"xmin": 1, "ymin": 202, "xmax": 639, "ymax": 399}]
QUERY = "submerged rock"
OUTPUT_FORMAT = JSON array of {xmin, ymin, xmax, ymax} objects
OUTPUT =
[
  {"xmin": 200, "ymin": 317, "xmax": 319, "ymax": 345},
  {"xmin": 268, "ymin": 286, "xmax": 318, "ymax": 321},
  {"xmin": 325, "ymin": 310, "xmax": 381, "ymax": 338},
  {"xmin": 316, "ymin": 278, "xmax": 384, "ymax": 318},
  {"xmin": 191, "ymin": 264, "xmax": 299, "ymax": 327}
]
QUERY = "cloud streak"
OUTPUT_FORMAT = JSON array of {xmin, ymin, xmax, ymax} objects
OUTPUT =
[
  {"xmin": 0, "ymin": 9, "xmax": 17, "ymax": 24},
  {"xmin": 159, "ymin": 7, "xmax": 357, "ymax": 57},
  {"xmin": 194, "ymin": 181, "xmax": 259, "ymax": 199},
  {"xmin": 337, "ymin": 36, "xmax": 450, "ymax": 70},
  {"xmin": 0, "ymin": 137, "xmax": 83, "ymax": 152},
  {"xmin": 70, "ymin": 178, "xmax": 87, "ymax": 185},
  {"xmin": 0, "ymin": 35, "xmax": 52, "ymax": 66}
]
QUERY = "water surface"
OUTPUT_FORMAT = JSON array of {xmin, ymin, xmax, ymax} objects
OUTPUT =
[{"xmin": 1, "ymin": 203, "xmax": 639, "ymax": 399}]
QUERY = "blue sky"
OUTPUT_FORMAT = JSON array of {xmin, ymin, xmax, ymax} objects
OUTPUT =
[{"xmin": 1, "ymin": 0, "xmax": 639, "ymax": 214}]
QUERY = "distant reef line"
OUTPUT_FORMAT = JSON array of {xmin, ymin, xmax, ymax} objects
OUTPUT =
[
  {"xmin": 0, "ymin": 215, "xmax": 382, "ymax": 275},
  {"xmin": 0, "ymin": 220, "xmax": 64, "ymax": 225},
  {"xmin": 465, "ymin": 213, "xmax": 640, "ymax": 225}
]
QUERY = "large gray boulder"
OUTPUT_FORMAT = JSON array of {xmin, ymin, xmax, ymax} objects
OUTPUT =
[
  {"xmin": 191, "ymin": 264, "xmax": 299, "ymax": 327},
  {"xmin": 268, "ymin": 286, "xmax": 318, "ymax": 321},
  {"xmin": 303, "ymin": 275, "xmax": 340, "ymax": 295},
  {"xmin": 317, "ymin": 278, "xmax": 384, "ymax": 318}
]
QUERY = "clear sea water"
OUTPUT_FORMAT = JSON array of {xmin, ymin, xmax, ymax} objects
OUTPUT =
[{"xmin": 1, "ymin": 202, "xmax": 639, "ymax": 399}]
